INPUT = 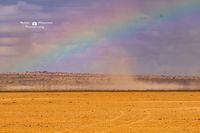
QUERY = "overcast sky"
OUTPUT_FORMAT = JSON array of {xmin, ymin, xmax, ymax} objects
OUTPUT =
[{"xmin": 0, "ymin": 0, "xmax": 200, "ymax": 76}]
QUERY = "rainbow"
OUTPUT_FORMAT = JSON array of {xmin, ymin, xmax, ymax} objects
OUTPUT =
[{"xmin": 14, "ymin": 0, "xmax": 200, "ymax": 72}]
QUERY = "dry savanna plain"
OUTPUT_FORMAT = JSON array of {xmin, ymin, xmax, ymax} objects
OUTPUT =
[
  {"xmin": 0, "ymin": 92, "xmax": 200, "ymax": 133},
  {"xmin": 0, "ymin": 72, "xmax": 200, "ymax": 133}
]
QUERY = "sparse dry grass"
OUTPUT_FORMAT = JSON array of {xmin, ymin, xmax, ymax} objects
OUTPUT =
[{"xmin": 0, "ymin": 92, "xmax": 200, "ymax": 133}]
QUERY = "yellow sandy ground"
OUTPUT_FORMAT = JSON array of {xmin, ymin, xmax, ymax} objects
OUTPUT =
[{"xmin": 0, "ymin": 92, "xmax": 200, "ymax": 133}]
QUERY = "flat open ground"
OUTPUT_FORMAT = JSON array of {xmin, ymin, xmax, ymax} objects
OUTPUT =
[{"xmin": 0, "ymin": 92, "xmax": 200, "ymax": 133}]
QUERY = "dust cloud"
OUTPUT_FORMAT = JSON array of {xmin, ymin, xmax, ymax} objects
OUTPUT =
[{"xmin": 92, "ymin": 46, "xmax": 200, "ymax": 91}]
